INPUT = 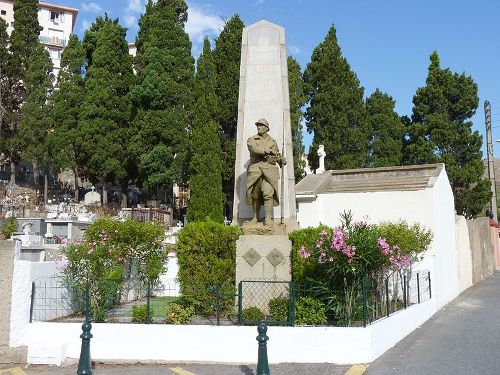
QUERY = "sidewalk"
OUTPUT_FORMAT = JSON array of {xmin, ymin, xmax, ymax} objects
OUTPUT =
[{"xmin": 0, "ymin": 362, "xmax": 352, "ymax": 375}]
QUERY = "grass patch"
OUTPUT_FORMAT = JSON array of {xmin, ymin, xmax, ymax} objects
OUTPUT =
[{"xmin": 123, "ymin": 296, "xmax": 179, "ymax": 317}]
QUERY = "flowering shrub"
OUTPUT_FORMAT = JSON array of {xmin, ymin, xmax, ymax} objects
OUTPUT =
[
  {"xmin": 63, "ymin": 218, "xmax": 167, "ymax": 321},
  {"xmin": 289, "ymin": 211, "xmax": 432, "ymax": 326},
  {"xmin": 292, "ymin": 211, "xmax": 431, "ymax": 286}
]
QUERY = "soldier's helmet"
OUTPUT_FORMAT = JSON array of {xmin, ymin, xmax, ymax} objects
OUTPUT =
[{"xmin": 255, "ymin": 118, "xmax": 270, "ymax": 130}]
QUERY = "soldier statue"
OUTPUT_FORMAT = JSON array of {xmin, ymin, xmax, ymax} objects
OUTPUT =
[{"xmin": 246, "ymin": 118, "xmax": 286, "ymax": 226}]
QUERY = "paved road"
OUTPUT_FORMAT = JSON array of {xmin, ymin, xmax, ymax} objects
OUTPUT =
[
  {"xmin": 2, "ymin": 271, "xmax": 499, "ymax": 375},
  {"xmin": 366, "ymin": 270, "xmax": 500, "ymax": 375}
]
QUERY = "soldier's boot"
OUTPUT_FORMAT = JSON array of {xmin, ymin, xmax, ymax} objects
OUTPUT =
[
  {"xmin": 264, "ymin": 200, "xmax": 274, "ymax": 227},
  {"xmin": 250, "ymin": 201, "xmax": 259, "ymax": 223}
]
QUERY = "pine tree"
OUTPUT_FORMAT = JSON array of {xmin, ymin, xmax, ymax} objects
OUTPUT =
[
  {"xmin": 405, "ymin": 51, "xmax": 490, "ymax": 218},
  {"xmin": 304, "ymin": 25, "xmax": 369, "ymax": 171},
  {"xmin": 187, "ymin": 37, "xmax": 224, "ymax": 223},
  {"xmin": 288, "ymin": 56, "xmax": 307, "ymax": 182},
  {"xmin": 17, "ymin": 44, "xmax": 53, "ymax": 199},
  {"xmin": 4, "ymin": 0, "xmax": 42, "ymax": 182},
  {"xmin": 130, "ymin": 0, "xmax": 194, "ymax": 194},
  {"xmin": 48, "ymin": 35, "xmax": 86, "ymax": 199},
  {"xmin": 365, "ymin": 89, "xmax": 404, "ymax": 167},
  {"xmin": 78, "ymin": 17, "xmax": 134, "ymax": 203},
  {"xmin": 213, "ymin": 15, "xmax": 244, "ymax": 206}
]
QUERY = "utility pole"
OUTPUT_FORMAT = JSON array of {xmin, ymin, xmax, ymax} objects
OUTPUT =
[{"xmin": 485, "ymin": 100, "xmax": 497, "ymax": 222}]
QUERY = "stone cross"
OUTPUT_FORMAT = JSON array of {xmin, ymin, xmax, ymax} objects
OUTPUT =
[
  {"xmin": 232, "ymin": 20, "xmax": 297, "ymax": 230},
  {"xmin": 317, "ymin": 144, "xmax": 326, "ymax": 174}
]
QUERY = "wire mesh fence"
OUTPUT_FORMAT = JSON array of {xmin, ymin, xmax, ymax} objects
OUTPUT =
[
  {"xmin": 29, "ymin": 270, "xmax": 432, "ymax": 327},
  {"xmin": 30, "ymin": 276, "xmax": 181, "ymax": 323},
  {"xmin": 237, "ymin": 280, "xmax": 294, "ymax": 326}
]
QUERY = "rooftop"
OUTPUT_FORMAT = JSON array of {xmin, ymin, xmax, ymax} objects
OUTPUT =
[{"xmin": 296, "ymin": 163, "xmax": 445, "ymax": 195}]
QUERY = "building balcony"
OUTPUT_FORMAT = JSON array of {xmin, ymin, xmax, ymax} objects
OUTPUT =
[{"xmin": 39, "ymin": 35, "xmax": 67, "ymax": 47}]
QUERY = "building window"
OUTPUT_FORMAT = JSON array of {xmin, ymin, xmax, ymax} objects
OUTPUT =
[
  {"xmin": 48, "ymin": 48, "xmax": 61, "ymax": 60},
  {"xmin": 49, "ymin": 11, "xmax": 64, "ymax": 24},
  {"xmin": 1, "ymin": 10, "xmax": 6, "ymax": 16}
]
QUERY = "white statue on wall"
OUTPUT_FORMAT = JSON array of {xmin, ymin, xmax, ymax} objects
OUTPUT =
[{"xmin": 316, "ymin": 144, "xmax": 326, "ymax": 174}]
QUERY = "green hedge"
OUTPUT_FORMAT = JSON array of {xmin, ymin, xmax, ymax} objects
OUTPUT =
[{"xmin": 176, "ymin": 221, "xmax": 241, "ymax": 316}]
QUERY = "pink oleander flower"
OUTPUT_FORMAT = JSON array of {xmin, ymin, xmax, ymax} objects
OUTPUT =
[
  {"xmin": 299, "ymin": 246, "xmax": 311, "ymax": 259},
  {"xmin": 87, "ymin": 248, "xmax": 94, "ymax": 255},
  {"xmin": 331, "ymin": 227, "xmax": 347, "ymax": 251},
  {"xmin": 342, "ymin": 245, "xmax": 356, "ymax": 259},
  {"xmin": 318, "ymin": 252, "xmax": 327, "ymax": 263},
  {"xmin": 377, "ymin": 237, "xmax": 390, "ymax": 256},
  {"xmin": 319, "ymin": 229, "xmax": 328, "ymax": 237},
  {"xmin": 316, "ymin": 239, "xmax": 324, "ymax": 248}
]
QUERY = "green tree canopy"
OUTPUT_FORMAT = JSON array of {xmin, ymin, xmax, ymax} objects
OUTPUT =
[
  {"xmin": 4, "ymin": 0, "xmax": 43, "ymax": 181},
  {"xmin": 48, "ymin": 35, "xmax": 86, "ymax": 190},
  {"xmin": 18, "ymin": 44, "xmax": 54, "ymax": 166},
  {"xmin": 78, "ymin": 17, "xmax": 134, "ymax": 188},
  {"xmin": 18, "ymin": 44, "xmax": 53, "ymax": 199},
  {"xmin": 0, "ymin": 18, "xmax": 9, "ymax": 143},
  {"xmin": 405, "ymin": 51, "xmax": 490, "ymax": 218},
  {"xmin": 213, "ymin": 14, "xmax": 244, "ymax": 205},
  {"xmin": 130, "ymin": 0, "xmax": 194, "ymax": 193},
  {"xmin": 365, "ymin": 89, "xmax": 404, "ymax": 167},
  {"xmin": 304, "ymin": 25, "xmax": 369, "ymax": 171},
  {"xmin": 187, "ymin": 37, "xmax": 224, "ymax": 223},
  {"xmin": 288, "ymin": 56, "xmax": 307, "ymax": 182}
]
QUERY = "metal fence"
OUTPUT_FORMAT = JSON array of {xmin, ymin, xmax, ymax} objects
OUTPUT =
[
  {"xmin": 30, "ymin": 276, "xmax": 180, "ymax": 323},
  {"xmin": 29, "ymin": 270, "xmax": 431, "ymax": 327}
]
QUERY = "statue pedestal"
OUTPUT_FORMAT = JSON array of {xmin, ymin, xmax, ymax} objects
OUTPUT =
[
  {"xmin": 236, "ymin": 235, "xmax": 292, "ymax": 312},
  {"xmin": 236, "ymin": 235, "xmax": 291, "ymax": 283}
]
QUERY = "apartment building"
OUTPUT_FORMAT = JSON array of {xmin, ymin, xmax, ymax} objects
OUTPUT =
[{"xmin": 0, "ymin": 0, "xmax": 78, "ymax": 76}]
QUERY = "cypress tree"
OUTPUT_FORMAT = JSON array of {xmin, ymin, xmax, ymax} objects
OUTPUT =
[
  {"xmin": 405, "ymin": 51, "xmax": 490, "ymax": 218},
  {"xmin": 4, "ymin": 0, "xmax": 43, "ymax": 183},
  {"xmin": 304, "ymin": 25, "xmax": 369, "ymax": 171},
  {"xmin": 0, "ymin": 18, "xmax": 8, "ymax": 146},
  {"xmin": 288, "ymin": 56, "xmax": 307, "ymax": 182},
  {"xmin": 187, "ymin": 37, "xmax": 224, "ymax": 223},
  {"xmin": 130, "ymin": 0, "xmax": 194, "ymax": 194},
  {"xmin": 365, "ymin": 89, "xmax": 404, "ymax": 167},
  {"xmin": 17, "ymin": 44, "xmax": 53, "ymax": 199},
  {"xmin": 48, "ymin": 35, "xmax": 86, "ymax": 199},
  {"xmin": 213, "ymin": 15, "xmax": 244, "ymax": 206},
  {"xmin": 78, "ymin": 17, "xmax": 133, "ymax": 203}
]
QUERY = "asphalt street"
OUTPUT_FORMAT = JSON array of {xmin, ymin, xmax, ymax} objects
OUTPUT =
[
  {"xmin": 2, "ymin": 271, "xmax": 499, "ymax": 375},
  {"xmin": 366, "ymin": 270, "xmax": 500, "ymax": 375}
]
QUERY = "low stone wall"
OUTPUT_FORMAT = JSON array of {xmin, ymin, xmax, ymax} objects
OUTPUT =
[
  {"xmin": 0, "ymin": 241, "xmax": 15, "ymax": 348},
  {"xmin": 467, "ymin": 218, "xmax": 495, "ymax": 284},
  {"xmin": 0, "ymin": 240, "xmax": 27, "ymax": 363},
  {"xmin": 455, "ymin": 216, "xmax": 473, "ymax": 292}
]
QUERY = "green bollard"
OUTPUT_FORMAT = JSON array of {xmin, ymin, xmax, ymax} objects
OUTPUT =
[
  {"xmin": 77, "ymin": 286, "xmax": 93, "ymax": 375},
  {"xmin": 256, "ymin": 322, "xmax": 270, "ymax": 375}
]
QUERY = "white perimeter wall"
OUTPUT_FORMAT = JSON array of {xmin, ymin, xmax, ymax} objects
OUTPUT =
[
  {"xmin": 297, "ymin": 168, "xmax": 459, "ymax": 309},
  {"xmin": 26, "ymin": 298, "xmax": 436, "ymax": 365},
  {"xmin": 10, "ymin": 260, "xmax": 67, "ymax": 347}
]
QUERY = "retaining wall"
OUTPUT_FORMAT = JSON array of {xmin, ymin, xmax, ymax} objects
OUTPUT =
[{"xmin": 467, "ymin": 218, "xmax": 495, "ymax": 284}]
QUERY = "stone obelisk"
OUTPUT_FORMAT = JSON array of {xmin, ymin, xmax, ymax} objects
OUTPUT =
[
  {"xmin": 232, "ymin": 20, "xmax": 297, "ymax": 231},
  {"xmin": 233, "ymin": 20, "xmax": 295, "ymax": 287}
]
